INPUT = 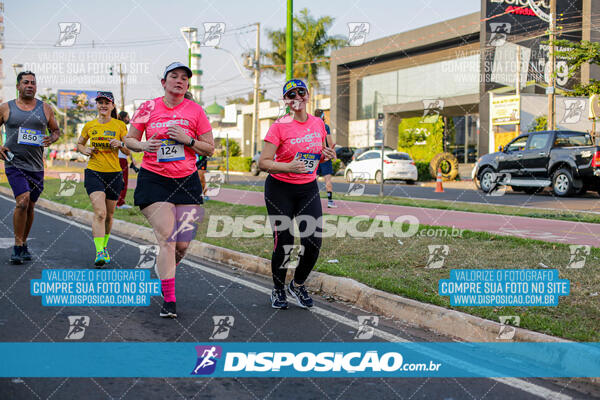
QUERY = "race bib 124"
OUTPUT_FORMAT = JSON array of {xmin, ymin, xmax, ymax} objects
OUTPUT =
[{"xmin": 157, "ymin": 139, "xmax": 185, "ymax": 162}]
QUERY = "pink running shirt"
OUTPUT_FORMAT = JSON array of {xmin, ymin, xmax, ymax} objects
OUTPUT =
[
  {"xmin": 264, "ymin": 114, "xmax": 328, "ymax": 184},
  {"xmin": 131, "ymin": 97, "xmax": 212, "ymax": 178}
]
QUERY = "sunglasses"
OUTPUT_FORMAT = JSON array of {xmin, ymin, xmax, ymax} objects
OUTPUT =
[{"xmin": 285, "ymin": 88, "xmax": 307, "ymax": 99}]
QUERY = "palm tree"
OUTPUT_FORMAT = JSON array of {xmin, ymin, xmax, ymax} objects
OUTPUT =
[{"xmin": 264, "ymin": 8, "xmax": 347, "ymax": 90}]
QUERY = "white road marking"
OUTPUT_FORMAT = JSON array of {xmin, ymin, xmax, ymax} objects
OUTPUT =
[{"xmin": 3, "ymin": 195, "xmax": 572, "ymax": 400}]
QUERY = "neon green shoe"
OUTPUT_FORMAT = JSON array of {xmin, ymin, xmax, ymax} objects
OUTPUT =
[
  {"xmin": 103, "ymin": 248, "xmax": 111, "ymax": 264},
  {"xmin": 94, "ymin": 251, "xmax": 106, "ymax": 267}
]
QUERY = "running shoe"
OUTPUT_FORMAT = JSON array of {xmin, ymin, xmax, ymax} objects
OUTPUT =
[
  {"xmin": 203, "ymin": 195, "xmax": 210, "ymax": 201},
  {"xmin": 270, "ymin": 288, "xmax": 288, "ymax": 309},
  {"xmin": 21, "ymin": 244, "xmax": 32, "ymax": 261},
  {"xmin": 159, "ymin": 301, "xmax": 177, "ymax": 318},
  {"xmin": 103, "ymin": 248, "xmax": 111, "ymax": 264},
  {"xmin": 10, "ymin": 246, "xmax": 23, "ymax": 265},
  {"xmin": 327, "ymin": 200, "xmax": 337, "ymax": 208},
  {"xmin": 288, "ymin": 280, "xmax": 314, "ymax": 308},
  {"xmin": 94, "ymin": 251, "xmax": 106, "ymax": 267},
  {"xmin": 117, "ymin": 204, "xmax": 132, "ymax": 209}
]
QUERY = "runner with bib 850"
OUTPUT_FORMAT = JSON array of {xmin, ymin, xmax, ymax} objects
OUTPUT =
[
  {"xmin": 125, "ymin": 62, "xmax": 214, "ymax": 318},
  {"xmin": 0, "ymin": 71, "xmax": 61, "ymax": 264},
  {"xmin": 77, "ymin": 91, "xmax": 129, "ymax": 267},
  {"xmin": 259, "ymin": 79, "xmax": 335, "ymax": 309}
]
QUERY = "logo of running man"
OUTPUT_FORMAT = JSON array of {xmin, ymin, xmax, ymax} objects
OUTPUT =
[
  {"xmin": 561, "ymin": 99, "xmax": 585, "ymax": 124},
  {"xmin": 347, "ymin": 172, "xmax": 368, "ymax": 196},
  {"xmin": 280, "ymin": 245, "xmax": 304, "ymax": 270},
  {"xmin": 354, "ymin": 316, "xmax": 379, "ymax": 340},
  {"xmin": 347, "ymin": 23, "xmax": 370, "ymax": 46},
  {"xmin": 205, "ymin": 172, "xmax": 225, "ymax": 197},
  {"xmin": 191, "ymin": 345, "xmax": 222, "ymax": 375},
  {"xmin": 567, "ymin": 245, "xmax": 590, "ymax": 269},
  {"xmin": 55, "ymin": 22, "xmax": 81, "ymax": 47},
  {"xmin": 209, "ymin": 316, "xmax": 234, "ymax": 340},
  {"xmin": 421, "ymin": 99, "xmax": 444, "ymax": 124},
  {"xmin": 131, "ymin": 100, "xmax": 155, "ymax": 124},
  {"xmin": 487, "ymin": 172, "xmax": 511, "ymax": 197},
  {"xmin": 136, "ymin": 244, "xmax": 158, "ymax": 269},
  {"xmin": 202, "ymin": 23, "xmax": 225, "ymax": 47},
  {"xmin": 57, "ymin": 173, "xmax": 81, "ymax": 197},
  {"xmin": 488, "ymin": 23, "xmax": 511, "ymax": 47},
  {"xmin": 168, "ymin": 206, "xmax": 204, "ymax": 242},
  {"xmin": 425, "ymin": 245, "xmax": 449, "ymax": 269},
  {"xmin": 65, "ymin": 316, "xmax": 90, "ymax": 340},
  {"xmin": 497, "ymin": 316, "xmax": 520, "ymax": 340}
]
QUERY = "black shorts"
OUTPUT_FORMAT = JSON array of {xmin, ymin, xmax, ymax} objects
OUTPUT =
[
  {"xmin": 134, "ymin": 167, "xmax": 203, "ymax": 210},
  {"xmin": 84, "ymin": 169, "xmax": 124, "ymax": 201},
  {"xmin": 196, "ymin": 157, "xmax": 207, "ymax": 171}
]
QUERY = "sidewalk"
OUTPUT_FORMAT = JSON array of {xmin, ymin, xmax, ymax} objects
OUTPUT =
[{"xmin": 212, "ymin": 188, "xmax": 600, "ymax": 247}]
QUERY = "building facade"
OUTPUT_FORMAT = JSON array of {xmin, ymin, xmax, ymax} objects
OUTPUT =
[{"xmin": 330, "ymin": 0, "xmax": 599, "ymax": 163}]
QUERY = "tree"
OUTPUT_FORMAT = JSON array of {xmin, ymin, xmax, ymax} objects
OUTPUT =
[
  {"xmin": 38, "ymin": 92, "xmax": 96, "ymax": 143},
  {"xmin": 528, "ymin": 115, "xmax": 547, "ymax": 132},
  {"xmin": 264, "ymin": 8, "xmax": 347, "ymax": 90},
  {"xmin": 554, "ymin": 39, "xmax": 600, "ymax": 96}
]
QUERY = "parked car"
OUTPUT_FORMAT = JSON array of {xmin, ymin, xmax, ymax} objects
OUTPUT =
[
  {"xmin": 352, "ymin": 145, "xmax": 394, "ymax": 162},
  {"xmin": 250, "ymin": 152, "xmax": 261, "ymax": 176},
  {"xmin": 472, "ymin": 130, "xmax": 600, "ymax": 197},
  {"xmin": 344, "ymin": 150, "xmax": 418, "ymax": 184}
]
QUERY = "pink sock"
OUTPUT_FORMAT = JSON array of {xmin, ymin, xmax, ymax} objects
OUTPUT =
[{"xmin": 161, "ymin": 278, "xmax": 176, "ymax": 302}]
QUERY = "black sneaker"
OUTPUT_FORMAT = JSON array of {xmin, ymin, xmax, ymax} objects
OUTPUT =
[
  {"xmin": 10, "ymin": 246, "xmax": 23, "ymax": 265},
  {"xmin": 270, "ymin": 288, "xmax": 288, "ymax": 309},
  {"xmin": 288, "ymin": 280, "xmax": 314, "ymax": 309},
  {"xmin": 21, "ymin": 244, "xmax": 32, "ymax": 261},
  {"xmin": 159, "ymin": 301, "xmax": 177, "ymax": 318}
]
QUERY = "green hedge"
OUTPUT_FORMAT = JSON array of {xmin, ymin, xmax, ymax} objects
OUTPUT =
[
  {"xmin": 225, "ymin": 156, "xmax": 252, "ymax": 172},
  {"xmin": 415, "ymin": 162, "xmax": 433, "ymax": 181},
  {"xmin": 332, "ymin": 159, "xmax": 342, "ymax": 174}
]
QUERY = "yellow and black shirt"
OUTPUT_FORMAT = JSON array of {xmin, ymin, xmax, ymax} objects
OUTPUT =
[{"xmin": 81, "ymin": 118, "xmax": 127, "ymax": 172}]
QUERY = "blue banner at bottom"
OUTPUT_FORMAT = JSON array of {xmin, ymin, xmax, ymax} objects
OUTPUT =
[{"xmin": 1, "ymin": 342, "xmax": 600, "ymax": 378}]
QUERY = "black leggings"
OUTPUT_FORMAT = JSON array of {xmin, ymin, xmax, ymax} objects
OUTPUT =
[{"xmin": 264, "ymin": 175, "xmax": 323, "ymax": 289}]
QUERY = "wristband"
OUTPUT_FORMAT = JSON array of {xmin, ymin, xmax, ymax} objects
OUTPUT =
[
  {"xmin": 188, "ymin": 138, "xmax": 195, "ymax": 147},
  {"xmin": 121, "ymin": 142, "xmax": 125, "ymax": 148}
]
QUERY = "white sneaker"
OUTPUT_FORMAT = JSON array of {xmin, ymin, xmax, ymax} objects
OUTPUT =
[
  {"xmin": 117, "ymin": 204, "xmax": 132, "ymax": 209},
  {"xmin": 327, "ymin": 200, "xmax": 337, "ymax": 208}
]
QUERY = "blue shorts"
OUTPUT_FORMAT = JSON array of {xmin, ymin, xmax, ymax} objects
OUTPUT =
[
  {"xmin": 317, "ymin": 160, "xmax": 333, "ymax": 176},
  {"xmin": 5, "ymin": 166, "xmax": 44, "ymax": 202}
]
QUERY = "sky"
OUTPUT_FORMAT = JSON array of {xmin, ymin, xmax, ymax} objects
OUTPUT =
[{"xmin": 2, "ymin": 0, "xmax": 481, "ymax": 107}]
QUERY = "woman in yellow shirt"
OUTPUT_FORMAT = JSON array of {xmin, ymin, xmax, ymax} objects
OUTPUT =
[{"xmin": 77, "ymin": 91, "xmax": 129, "ymax": 267}]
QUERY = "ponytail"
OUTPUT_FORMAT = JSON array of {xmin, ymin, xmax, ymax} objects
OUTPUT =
[{"xmin": 111, "ymin": 108, "xmax": 118, "ymax": 119}]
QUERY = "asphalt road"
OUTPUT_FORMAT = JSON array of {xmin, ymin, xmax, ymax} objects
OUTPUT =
[
  {"xmin": 227, "ymin": 175, "xmax": 600, "ymax": 213},
  {"xmin": 0, "ymin": 195, "xmax": 594, "ymax": 399}
]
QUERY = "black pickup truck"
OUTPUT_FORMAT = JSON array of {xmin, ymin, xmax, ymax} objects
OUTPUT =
[{"xmin": 473, "ymin": 130, "xmax": 600, "ymax": 197}]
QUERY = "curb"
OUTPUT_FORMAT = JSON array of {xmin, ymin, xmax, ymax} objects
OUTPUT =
[{"xmin": 1, "ymin": 185, "xmax": 568, "ymax": 345}]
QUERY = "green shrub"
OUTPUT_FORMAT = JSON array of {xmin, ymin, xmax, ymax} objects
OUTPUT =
[
  {"xmin": 415, "ymin": 161, "xmax": 433, "ymax": 181},
  {"xmin": 332, "ymin": 159, "xmax": 342, "ymax": 174},
  {"xmin": 226, "ymin": 156, "xmax": 252, "ymax": 172}
]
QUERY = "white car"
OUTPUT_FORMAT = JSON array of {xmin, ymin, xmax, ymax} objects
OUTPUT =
[{"xmin": 344, "ymin": 150, "xmax": 418, "ymax": 184}]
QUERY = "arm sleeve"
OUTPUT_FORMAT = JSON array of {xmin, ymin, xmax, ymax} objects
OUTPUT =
[
  {"xmin": 264, "ymin": 123, "xmax": 280, "ymax": 147},
  {"xmin": 81, "ymin": 122, "xmax": 90, "ymax": 140},
  {"xmin": 195, "ymin": 106, "xmax": 212, "ymax": 138},
  {"xmin": 130, "ymin": 100, "xmax": 152, "ymax": 132}
]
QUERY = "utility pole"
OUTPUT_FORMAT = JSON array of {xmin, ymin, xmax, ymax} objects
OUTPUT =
[
  {"xmin": 286, "ymin": 0, "xmax": 293, "ymax": 80},
  {"xmin": 118, "ymin": 63, "xmax": 126, "ymax": 113},
  {"xmin": 547, "ymin": 0, "xmax": 557, "ymax": 130},
  {"xmin": 251, "ymin": 23, "xmax": 261, "ymax": 156},
  {"xmin": 516, "ymin": 47, "xmax": 521, "ymax": 134}
]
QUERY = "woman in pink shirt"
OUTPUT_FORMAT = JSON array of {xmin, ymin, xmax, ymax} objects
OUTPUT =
[
  {"xmin": 125, "ymin": 62, "xmax": 214, "ymax": 318},
  {"xmin": 259, "ymin": 79, "xmax": 336, "ymax": 310}
]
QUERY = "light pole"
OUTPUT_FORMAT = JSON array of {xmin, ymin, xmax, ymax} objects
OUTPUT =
[
  {"xmin": 180, "ymin": 27, "xmax": 203, "ymax": 104},
  {"xmin": 12, "ymin": 63, "xmax": 23, "ymax": 98}
]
